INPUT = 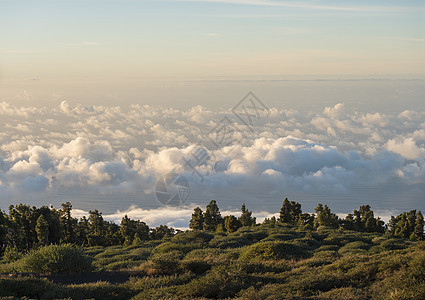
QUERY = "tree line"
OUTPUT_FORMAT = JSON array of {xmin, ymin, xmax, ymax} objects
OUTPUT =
[
  {"xmin": 0, "ymin": 202, "xmax": 175, "ymax": 259},
  {"xmin": 189, "ymin": 198, "xmax": 424, "ymax": 240},
  {"xmin": 1, "ymin": 198, "xmax": 424, "ymax": 260}
]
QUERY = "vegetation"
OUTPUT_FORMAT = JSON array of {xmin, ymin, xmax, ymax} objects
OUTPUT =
[{"xmin": 0, "ymin": 198, "xmax": 424, "ymax": 299}]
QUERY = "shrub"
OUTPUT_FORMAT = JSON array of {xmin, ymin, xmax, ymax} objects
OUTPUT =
[
  {"xmin": 314, "ymin": 245, "xmax": 339, "ymax": 253},
  {"xmin": 171, "ymin": 231, "xmax": 213, "ymax": 244},
  {"xmin": 150, "ymin": 250, "xmax": 183, "ymax": 274},
  {"xmin": 15, "ymin": 244, "xmax": 93, "ymax": 273},
  {"xmin": 177, "ymin": 264, "xmax": 250, "ymax": 298},
  {"xmin": 240, "ymin": 241, "xmax": 304, "ymax": 261},
  {"xmin": 0, "ymin": 277, "xmax": 55, "ymax": 298},
  {"xmin": 209, "ymin": 235, "xmax": 252, "ymax": 249},
  {"xmin": 154, "ymin": 242, "xmax": 200, "ymax": 254},
  {"xmin": 43, "ymin": 281, "xmax": 134, "ymax": 300},
  {"xmin": 179, "ymin": 259, "xmax": 211, "ymax": 274},
  {"xmin": 380, "ymin": 239, "xmax": 407, "ymax": 250}
]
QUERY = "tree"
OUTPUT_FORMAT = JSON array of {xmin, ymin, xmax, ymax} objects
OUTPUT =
[
  {"xmin": 77, "ymin": 216, "xmax": 90, "ymax": 245},
  {"xmin": 224, "ymin": 215, "xmax": 241, "ymax": 233},
  {"xmin": 203, "ymin": 200, "xmax": 222, "ymax": 231},
  {"xmin": 315, "ymin": 204, "xmax": 339, "ymax": 228},
  {"xmin": 35, "ymin": 214, "xmax": 49, "ymax": 246},
  {"xmin": 297, "ymin": 213, "xmax": 314, "ymax": 229},
  {"xmin": 239, "ymin": 203, "xmax": 255, "ymax": 227},
  {"xmin": 150, "ymin": 225, "xmax": 175, "ymax": 240},
  {"xmin": 87, "ymin": 210, "xmax": 106, "ymax": 246},
  {"xmin": 189, "ymin": 207, "xmax": 204, "ymax": 230},
  {"xmin": 412, "ymin": 211, "xmax": 424, "ymax": 241},
  {"xmin": 8, "ymin": 204, "xmax": 38, "ymax": 250},
  {"xmin": 60, "ymin": 202, "xmax": 77, "ymax": 243},
  {"xmin": 278, "ymin": 198, "xmax": 302, "ymax": 225},
  {"xmin": 120, "ymin": 215, "xmax": 149, "ymax": 245}
]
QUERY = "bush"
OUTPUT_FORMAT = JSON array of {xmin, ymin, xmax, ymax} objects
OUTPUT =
[
  {"xmin": 209, "ymin": 235, "xmax": 252, "ymax": 249},
  {"xmin": 179, "ymin": 259, "xmax": 211, "ymax": 274},
  {"xmin": 240, "ymin": 241, "xmax": 304, "ymax": 261},
  {"xmin": 177, "ymin": 264, "xmax": 250, "ymax": 298},
  {"xmin": 171, "ymin": 231, "xmax": 214, "ymax": 244},
  {"xmin": 43, "ymin": 281, "xmax": 135, "ymax": 300},
  {"xmin": 154, "ymin": 242, "xmax": 200, "ymax": 254},
  {"xmin": 314, "ymin": 245, "xmax": 339, "ymax": 253},
  {"xmin": 150, "ymin": 250, "xmax": 183, "ymax": 274},
  {"xmin": 14, "ymin": 244, "xmax": 93, "ymax": 273},
  {"xmin": 380, "ymin": 239, "xmax": 407, "ymax": 250},
  {"xmin": 0, "ymin": 277, "xmax": 55, "ymax": 298}
]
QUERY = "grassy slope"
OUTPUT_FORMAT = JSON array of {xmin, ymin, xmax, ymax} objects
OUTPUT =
[{"xmin": 1, "ymin": 224, "xmax": 424, "ymax": 299}]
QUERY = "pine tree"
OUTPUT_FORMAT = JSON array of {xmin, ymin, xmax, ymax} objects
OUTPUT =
[
  {"xmin": 60, "ymin": 202, "xmax": 77, "ymax": 243},
  {"xmin": 203, "ymin": 200, "xmax": 222, "ymax": 231},
  {"xmin": 239, "ymin": 203, "xmax": 255, "ymax": 227},
  {"xmin": 413, "ymin": 211, "xmax": 424, "ymax": 241},
  {"xmin": 132, "ymin": 233, "xmax": 143, "ymax": 246},
  {"xmin": 315, "ymin": 204, "xmax": 339, "ymax": 228},
  {"xmin": 279, "ymin": 198, "xmax": 292, "ymax": 223},
  {"xmin": 189, "ymin": 207, "xmax": 204, "ymax": 230},
  {"xmin": 224, "ymin": 215, "xmax": 241, "ymax": 233},
  {"xmin": 278, "ymin": 198, "xmax": 302, "ymax": 225},
  {"xmin": 35, "ymin": 214, "xmax": 49, "ymax": 246},
  {"xmin": 87, "ymin": 210, "xmax": 106, "ymax": 246}
]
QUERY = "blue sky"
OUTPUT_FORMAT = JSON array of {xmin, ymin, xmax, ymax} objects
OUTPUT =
[{"xmin": 1, "ymin": 0, "xmax": 424, "ymax": 80}]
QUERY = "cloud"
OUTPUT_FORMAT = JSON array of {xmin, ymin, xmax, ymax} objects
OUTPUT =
[
  {"xmin": 0, "ymin": 101, "xmax": 424, "ymax": 217},
  {"xmin": 386, "ymin": 138, "xmax": 424, "ymax": 160}
]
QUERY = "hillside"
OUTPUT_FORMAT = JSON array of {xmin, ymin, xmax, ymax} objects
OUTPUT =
[{"xmin": 1, "ymin": 221, "xmax": 424, "ymax": 299}]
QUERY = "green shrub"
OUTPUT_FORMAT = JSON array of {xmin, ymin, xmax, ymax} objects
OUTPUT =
[
  {"xmin": 14, "ymin": 244, "xmax": 93, "ymax": 273},
  {"xmin": 171, "ymin": 230, "xmax": 213, "ymax": 244},
  {"xmin": 209, "ymin": 235, "xmax": 252, "ymax": 249},
  {"xmin": 150, "ymin": 250, "xmax": 183, "ymax": 274},
  {"xmin": 178, "ymin": 264, "xmax": 250, "ymax": 298},
  {"xmin": 240, "ymin": 241, "xmax": 304, "ymax": 261},
  {"xmin": 343, "ymin": 241, "xmax": 370, "ymax": 250},
  {"xmin": 43, "ymin": 281, "xmax": 134, "ymax": 300},
  {"xmin": 380, "ymin": 239, "xmax": 407, "ymax": 250},
  {"xmin": 179, "ymin": 259, "xmax": 211, "ymax": 274},
  {"xmin": 314, "ymin": 245, "xmax": 339, "ymax": 253},
  {"xmin": 0, "ymin": 277, "xmax": 55, "ymax": 298},
  {"xmin": 154, "ymin": 242, "xmax": 200, "ymax": 254}
]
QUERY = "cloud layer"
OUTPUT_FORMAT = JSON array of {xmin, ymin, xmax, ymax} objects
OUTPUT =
[{"xmin": 1, "ymin": 101, "xmax": 425, "ymax": 221}]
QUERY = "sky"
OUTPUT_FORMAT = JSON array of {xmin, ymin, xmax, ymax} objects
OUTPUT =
[
  {"xmin": 0, "ymin": 0, "xmax": 425, "ymax": 227},
  {"xmin": 1, "ymin": 1, "xmax": 424, "ymax": 81}
]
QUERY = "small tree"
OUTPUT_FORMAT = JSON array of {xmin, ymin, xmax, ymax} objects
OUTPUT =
[
  {"xmin": 189, "ymin": 207, "xmax": 204, "ymax": 230},
  {"xmin": 412, "ymin": 211, "xmax": 424, "ymax": 241},
  {"xmin": 60, "ymin": 202, "xmax": 77, "ymax": 243},
  {"xmin": 279, "ymin": 198, "xmax": 302, "ymax": 225},
  {"xmin": 315, "ymin": 204, "xmax": 339, "ymax": 228},
  {"xmin": 35, "ymin": 214, "xmax": 49, "ymax": 246},
  {"xmin": 224, "ymin": 215, "xmax": 241, "ymax": 233},
  {"xmin": 203, "ymin": 200, "xmax": 222, "ymax": 231},
  {"xmin": 239, "ymin": 203, "xmax": 256, "ymax": 227}
]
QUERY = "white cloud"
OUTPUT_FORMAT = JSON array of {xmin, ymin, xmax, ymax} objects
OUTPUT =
[{"xmin": 0, "ymin": 101, "xmax": 424, "ymax": 217}]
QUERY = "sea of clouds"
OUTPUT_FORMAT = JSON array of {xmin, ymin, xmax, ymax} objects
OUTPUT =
[{"xmin": 1, "ymin": 100, "xmax": 425, "ymax": 228}]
